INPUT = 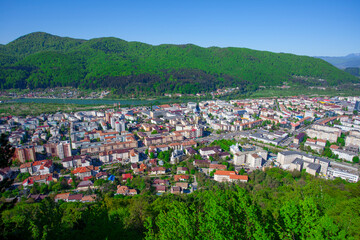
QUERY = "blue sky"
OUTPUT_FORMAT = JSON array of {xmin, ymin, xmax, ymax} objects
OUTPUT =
[{"xmin": 0, "ymin": 0, "xmax": 359, "ymax": 56}]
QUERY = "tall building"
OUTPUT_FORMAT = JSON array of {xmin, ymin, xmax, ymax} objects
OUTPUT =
[
  {"xmin": 355, "ymin": 101, "xmax": 360, "ymax": 111},
  {"xmin": 57, "ymin": 141, "xmax": 72, "ymax": 159},
  {"xmin": 105, "ymin": 112, "xmax": 112, "ymax": 123},
  {"xmin": 110, "ymin": 117, "xmax": 116, "ymax": 129},
  {"xmin": 14, "ymin": 146, "xmax": 36, "ymax": 163},
  {"xmin": 120, "ymin": 120, "xmax": 126, "ymax": 132},
  {"xmin": 45, "ymin": 141, "xmax": 72, "ymax": 159},
  {"xmin": 115, "ymin": 121, "xmax": 120, "ymax": 132}
]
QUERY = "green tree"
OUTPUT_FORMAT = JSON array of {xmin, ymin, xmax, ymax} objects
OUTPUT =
[{"xmin": 0, "ymin": 134, "xmax": 15, "ymax": 168}]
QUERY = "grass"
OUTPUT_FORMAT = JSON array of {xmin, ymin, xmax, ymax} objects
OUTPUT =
[{"xmin": 0, "ymin": 102, "xmax": 110, "ymax": 116}]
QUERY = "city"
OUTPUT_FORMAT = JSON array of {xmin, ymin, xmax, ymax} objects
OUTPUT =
[{"xmin": 1, "ymin": 95, "xmax": 359, "ymax": 202}]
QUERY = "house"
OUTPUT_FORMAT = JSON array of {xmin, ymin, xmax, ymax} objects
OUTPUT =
[
  {"xmin": 72, "ymin": 166, "xmax": 97, "ymax": 180},
  {"xmin": 55, "ymin": 193, "xmax": 70, "ymax": 202},
  {"xmin": 199, "ymin": 146, "xmax": 222, "ymax": 157},
  {"xmin": 116, "ymin": 185, "xmax": 130, "ymax": 195},
  {"xmin": 174, "ymin": 175, "xmax": 189, "ymax": 182},
  {"xmin": 96, "ymin": 171, "xmax": 108, "ymax": 179},
  {"xmin": 213, "ymin": 171, "xmax": 248, "ymax": 183},
  {"xmin": 131, "ymin": 163, "xmax": 138, "ymax": 170},
  {"xmin": 177, "ymin": 167, "xmax": 188, "ymax": 174},
  {"xmin": 28, "ymin": 194, "xmax": 47, "ymax": 202},
  {"xmin": 20, "ymin": 160, "xmax": 53, "ymax": 176},
  {"xmin": 155, "ymin": 185, "xmax": 166, "ymax": 193},
  {"xmin": 81, "ymin": 194, "xmax": 97, "ymax": 202},
  {"xmin": 171, "ymin": 186, "xmax": 181, "ymax": 194},
  {"xmin": 185, "ymin": 147, "xmax": 197, "ymax": 155},
  {"xmin": 32, "ymin": 160, "xmax": 54, "ymax": 175},
  {"xmin": 77, "ymin": 180, "xmax": 94, "ymax": 191},
  {"xmin": 122, "ymin": 173, "xmax": 133, "ymax": 182},
  {"xmin": 150, "ymin": 167, "xmax": 166, "ymax": 175},
  {"xmin": 68, "ymin": 194, "xmax": 83, "ymax": 202},
  {"xmin": 130, "ymin": 149, "xmax": 140, "ymax": 163},
  {"xmin": 209, "ymin": 164, "xmax": 227, "ymax": 172},
  {"xmin": 22, "ymin": 174, "xmax": 55, "ymax": 187},
  {"xmin": 19, "ymin": 162, "xmax": 32, "ymax": 174},
  {"xmin": 175, "ymin": 182, "xmax": 189, "ymax": 189},
  {"xmin": 62, "ymin": 155, "xmax": 92, "ymax": 169},
  {"xmin": 153, "ymin": 179, "xmax": 169, "ymax": 186},
  {"xmin": 128, "ymin": 189, "xmax": 138, "ymax": 195}
]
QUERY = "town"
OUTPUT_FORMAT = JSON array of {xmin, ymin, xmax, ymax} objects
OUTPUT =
[{"xmin": 1, "ymin": 95, "xmax": 359, "ymax": 202}]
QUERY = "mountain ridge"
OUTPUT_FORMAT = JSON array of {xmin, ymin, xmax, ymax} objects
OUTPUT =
[
  {"xmin": 317, "ymin": 53, "xmax": 360, "ymax": 69},
  {"xmin": 0, "ymin": 32, "xmax": 358, "ymax": 96}
]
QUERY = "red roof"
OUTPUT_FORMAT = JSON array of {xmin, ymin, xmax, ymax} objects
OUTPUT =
[
  {"xmin": 122, "ymin": 173, "xmax": 133, "ymax": 180},
  {"xmin": 230, "ymin": 175, "xmax": 248, "ymax": 181},
  {"xmin": 214, "ymin": 170, "xmax": 236, "ymax": 176}
]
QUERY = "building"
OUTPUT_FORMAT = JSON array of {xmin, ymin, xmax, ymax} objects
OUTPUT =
[
  {"xmin": 233, "ymin": 149, "xmax": 267, "ymax": 167},
  {"xmin": 306, "ymin": 125, "xmax": 341, "ymax": 143},
  {"xmin": 62, "ymin": 155, "xmax": 92, "ymax": 169},
  {"xmin": 213, "ymin": 171, "xmax": 248, "ymax": 183},
  {"xmin": 14, "ymin": 145, "xmax": 36, "ymax": 163},
  {"xmin": 328, "ymin": 168, "xmax": 359, "ymax": 183},
  {"xmin": 20, "ymin": 160, "xmax": 53, "ymax": 175},
  {"xmin": 72, "ymin": 165, "xmax": 97, "ymax": 179},
  {"xmin": 293, "ymin": 133, "xmax": 305, "ymax": 144},
  {"xmin": 45, "ymin": 141, "xmax": 71, "ymax": 159},
  {"xmin": 331, "ymin": 148, "xmax": 357, "ymax": 162},
  {"xmin": 277, "ymin": 151, "xmax": 329, "ymax": 176}
]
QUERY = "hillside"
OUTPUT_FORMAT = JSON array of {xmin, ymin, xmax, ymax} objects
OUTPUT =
[
  {"xmin": 344, "ymin": 67, "xmax": 360, "ymax": 77},
  {"xmin": 0, "ymin": 32, "xmax": 358, "ymax": 96}
]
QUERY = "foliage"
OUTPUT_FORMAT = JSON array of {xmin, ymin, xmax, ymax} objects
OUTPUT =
[
  {"xmin": 0, "ymin": 134, "xmax": 15, "ymax": 169},
  {"xmin": 16, "ymin": 172, "xmax": 31, "ymax": 182},
  {"xmin": 209, "ymin": 139, "xmax": 236, "ymax": 152},
  {"xmin": 1, "ymin": 168, "xmax": 360, "ymax": 239},
  {"xmin": 0, "ymin": 32, "xmax": 357, "ymax": 96},
  {"xmin": 157, "ymin": 150, "xmax": 172, "ymax": 163}
]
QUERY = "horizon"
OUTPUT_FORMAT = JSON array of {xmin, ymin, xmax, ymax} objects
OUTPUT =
[
  {"xmin": 2, "ymin": 31, "xmax": 360, "ymax": 58},
  {"xmin": 0, "ymin": 0, "xmax": 360, "ymax": 57}
]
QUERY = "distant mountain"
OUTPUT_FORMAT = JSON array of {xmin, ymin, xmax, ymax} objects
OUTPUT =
[
  {"xmin": 0, "ymin": 32, "xmax": 358, "ymax": 96},
  {"xmin": 317, "ymin": 53, "xmax": 360, "ymax": 69},
  {"xmin": 344, "ymin": 67, "xmax": 360, "ymax": 77}
]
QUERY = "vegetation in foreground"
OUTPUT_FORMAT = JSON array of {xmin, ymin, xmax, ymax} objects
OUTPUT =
[{"xmin": 1, "ymin": 168, "xmax": 359, "ymax": 240}]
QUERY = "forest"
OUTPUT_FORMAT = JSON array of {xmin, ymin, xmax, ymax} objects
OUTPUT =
[
  {"xmin": 1, "ymin": 167, "xmax": 359, "ymax": 240},
  {"xmin": 0, "ymin": 32, "xmax": 357, "ymax": 96}
]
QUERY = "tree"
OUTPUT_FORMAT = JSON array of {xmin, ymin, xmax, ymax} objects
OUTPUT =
[
  {"xmin": 0, "ymin": 134, "xmax": 15, "ymax": 168},
  {"xmin": 352, "ymin": 156, "xmax": 359, "ymax": 163}
]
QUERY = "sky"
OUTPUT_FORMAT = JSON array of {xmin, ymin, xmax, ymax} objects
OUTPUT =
[{"xmin": 0, "ymin": 0, "xmax": 359, "ymax": 56}]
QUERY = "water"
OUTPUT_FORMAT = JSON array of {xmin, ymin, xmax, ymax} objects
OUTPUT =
[{"xmin": 7, "ymin": 97, "xmax": 196, "ymax": 106}]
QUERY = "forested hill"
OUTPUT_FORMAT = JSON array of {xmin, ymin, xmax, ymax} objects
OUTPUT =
[{"xmin": 0, "ymin": 32, "xmax": 357, "ymax": 96}]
